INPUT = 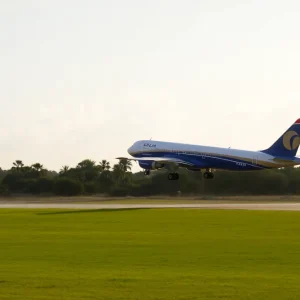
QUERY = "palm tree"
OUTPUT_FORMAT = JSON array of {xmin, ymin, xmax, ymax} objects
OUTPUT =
[
  {"xmin": 12, "ymin": 160, "xmax": 24, "ymax": 172},
  {"xmin": 112, "ymin": 164, "xmax": 124, "ymax": 183},
  {"xmin": 31, "ymin": 163, "xmax": 47, "ymax": 177},
  {"xmin": 76, "ymin": 159, "xmax": 99, "ymax": 182},
  {"xmin": 76, "ymin": 159, "xmax": 96, "ymax": 169},
  {"xmin": 31, "ymin": 163, "xmax": 43, "ymax": 172},
  {"xmin": 119, "ymin": 159, "xmax": 132, "ymax": 172},
  {"xmin": 59, "ymin": 165, "xmax": 70, "ymax": 175},
  {"xmin": 99, "ymin": 160, "xmax": 111, "ymax": 172}
]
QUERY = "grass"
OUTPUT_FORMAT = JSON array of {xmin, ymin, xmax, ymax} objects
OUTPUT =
[
  {"xmin": 1, "ymin": 209, "xmax": 300, "ymax": 299},
  {"xmin": 2, "ymin": 195, "xmax": 300, "ymax": 205}
]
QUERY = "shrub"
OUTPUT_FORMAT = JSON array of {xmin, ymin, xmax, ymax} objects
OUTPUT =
[
  {"xmin": 53, "ymin": 178, "xmax": 83, "ymax": 196},
  {"xmin": 33, "ymin": 178, "xmax": 54, "ymax": 194},
  {"xmin": 109, "ymin": 185, "xmax": 131, "ymax": 197},
  {"xmin": 0, "ymin": 184, "xmax": 10, "ymax": 196},
  {"xmin": 2, "ymin": 173, "xmax": 23, "ymax": 192},
  {"xmin": 84, "ymin": 182, "xmax": 97, "ymax": 194},
  {"xmin": 20, "ymin": 178, "xmax": 36, "ymax": 193}
]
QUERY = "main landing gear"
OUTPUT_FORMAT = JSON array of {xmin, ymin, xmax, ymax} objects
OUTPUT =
[
  {"xmin": 144, "ymin": 170, "xmax": 179, "ymax": 180},
  {"xmin": 144, "ymin": 169, "xmax": 213, "ymax": 180},
  {"xmin": 203, "ymin": 169, "xmax": 214, "ymax": 179},
  {"xmin": 168, "ymin": 173, "xmax": 179, "ymax": 180}
]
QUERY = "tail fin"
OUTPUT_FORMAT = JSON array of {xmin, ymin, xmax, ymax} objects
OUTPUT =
[{"xmin": 262, "ymin": 119, "xmax": 300, "ymax": 157}]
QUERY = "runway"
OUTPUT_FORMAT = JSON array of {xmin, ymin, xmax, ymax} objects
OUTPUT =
[{"xmin": 2, "ymin": 202, "xmax": 300, "ymax": 211}]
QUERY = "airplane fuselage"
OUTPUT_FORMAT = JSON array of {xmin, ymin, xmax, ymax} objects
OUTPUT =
[{"xmin": 128, "ymin": 140, "xmax": 299, "ymax": 171}]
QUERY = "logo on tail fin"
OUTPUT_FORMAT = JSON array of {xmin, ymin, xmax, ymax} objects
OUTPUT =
[{"xmin": 283, "ymin": 131, "xmax": 300, "ymax": 150}]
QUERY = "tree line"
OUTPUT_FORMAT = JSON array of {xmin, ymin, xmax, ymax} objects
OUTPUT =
[{"xmin": 0, "ymin": 159, "xmax": 300, "ymax": 196}]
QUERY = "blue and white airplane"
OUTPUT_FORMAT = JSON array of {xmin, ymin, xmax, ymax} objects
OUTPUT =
[{"xmin": 118, "ymin": 119, "xmax": 300, "ymax": 180}]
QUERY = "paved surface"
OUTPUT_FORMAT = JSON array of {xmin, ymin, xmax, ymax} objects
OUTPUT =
[{"xmin": 1, "ymin": 203, "xmax": 300, "ymax": 211}]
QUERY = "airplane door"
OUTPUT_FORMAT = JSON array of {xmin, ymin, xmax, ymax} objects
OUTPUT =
[{"xmin": 252, "ymin": 155, "xmax": 258, "ymax": 165}]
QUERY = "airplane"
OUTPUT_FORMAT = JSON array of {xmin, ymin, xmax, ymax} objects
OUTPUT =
[{"xmin": 117, "ymin": 119, "xmax": 300, "ymax": 180}]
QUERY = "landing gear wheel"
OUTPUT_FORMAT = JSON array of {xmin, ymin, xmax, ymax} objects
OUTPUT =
[
  {"xmin": 168, "ymin": 173, "xmax": 179, "ymax": 180},
  {"xmin": 203, "ymin": 172, "xmax": 214, "ymax": 179},
  {"xmin": 144, "ymin": 170, "xmax": 150, "ymax": 176}
]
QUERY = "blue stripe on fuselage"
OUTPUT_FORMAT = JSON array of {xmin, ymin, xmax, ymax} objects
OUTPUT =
[{"xmin": 132, "ymin": 151, "xmax": 266, "ymax": 171}]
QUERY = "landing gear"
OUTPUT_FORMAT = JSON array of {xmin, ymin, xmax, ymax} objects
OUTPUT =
[
  {"xmin": 168, "ymin": 173, "xmax": 179, "ymax": 180},
  {"xmin": 144, "ymin": 169, "xmax": 150, "ymax": 176},
  {"xmin": 203, "ymin": 169, "xmax": 214, "ymax": 179}
]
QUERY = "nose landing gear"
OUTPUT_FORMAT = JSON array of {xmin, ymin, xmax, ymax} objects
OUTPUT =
[{"xmin": 203, "ymin": 169, "xmax": 214, "ymax": 179}]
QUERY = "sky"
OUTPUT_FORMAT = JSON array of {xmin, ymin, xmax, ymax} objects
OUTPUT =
[{"xmin": 1, "ymin": 0, "xmax": 300, "ymax": 172}]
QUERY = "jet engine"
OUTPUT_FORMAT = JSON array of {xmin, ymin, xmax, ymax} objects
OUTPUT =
[
  {"xmin": 187, "ymin": 167, "xmax": 201, "ymax": 172},
  {"xmin": 151, "ymin": 161, "xmax": 164, "ymax": 170},
  {"xmin": 138, "ymin": 161, "xmax": 164, "ymax": 170}
]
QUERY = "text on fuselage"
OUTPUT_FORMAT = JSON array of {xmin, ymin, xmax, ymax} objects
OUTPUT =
[
  {"xmin": 144, "ymin": 143, "xmax": 156, "ymax": 148},
  {"xmin": 236, "ymin": 162, "xmax": 246, "ymax": 167}
]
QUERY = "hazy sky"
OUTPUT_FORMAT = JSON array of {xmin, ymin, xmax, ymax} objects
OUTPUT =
[{"xmin": 1, "ymin": 0, "xmax": 300, "ymax": 171}]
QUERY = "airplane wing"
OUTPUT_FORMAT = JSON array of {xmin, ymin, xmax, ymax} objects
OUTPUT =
[{"xmin": 116, "ymin": 156, "xmax": 194, "ymax": 167}]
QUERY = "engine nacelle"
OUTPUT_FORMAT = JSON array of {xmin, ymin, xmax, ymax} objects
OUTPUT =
[
  {"xmin": 138, "ymin": 161, "xmax": 164, "ymax": 170},
  {"xmin": 151, "ymin": 161, "xmax": 164, "ymax": 170},
  {"xmin": 187, "ymin": 167, "xmax": 201, "ymax": 172}
]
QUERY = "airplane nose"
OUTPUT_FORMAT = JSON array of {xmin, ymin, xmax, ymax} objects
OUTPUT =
[{"xmin": 127, "ymin": 145, "xmax": 134, "ymax": 155}]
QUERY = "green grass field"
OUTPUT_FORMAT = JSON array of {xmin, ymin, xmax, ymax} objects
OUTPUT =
[{"xmin": 1, "ymin": 209, "xmax": 300, "ymax": 300}]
